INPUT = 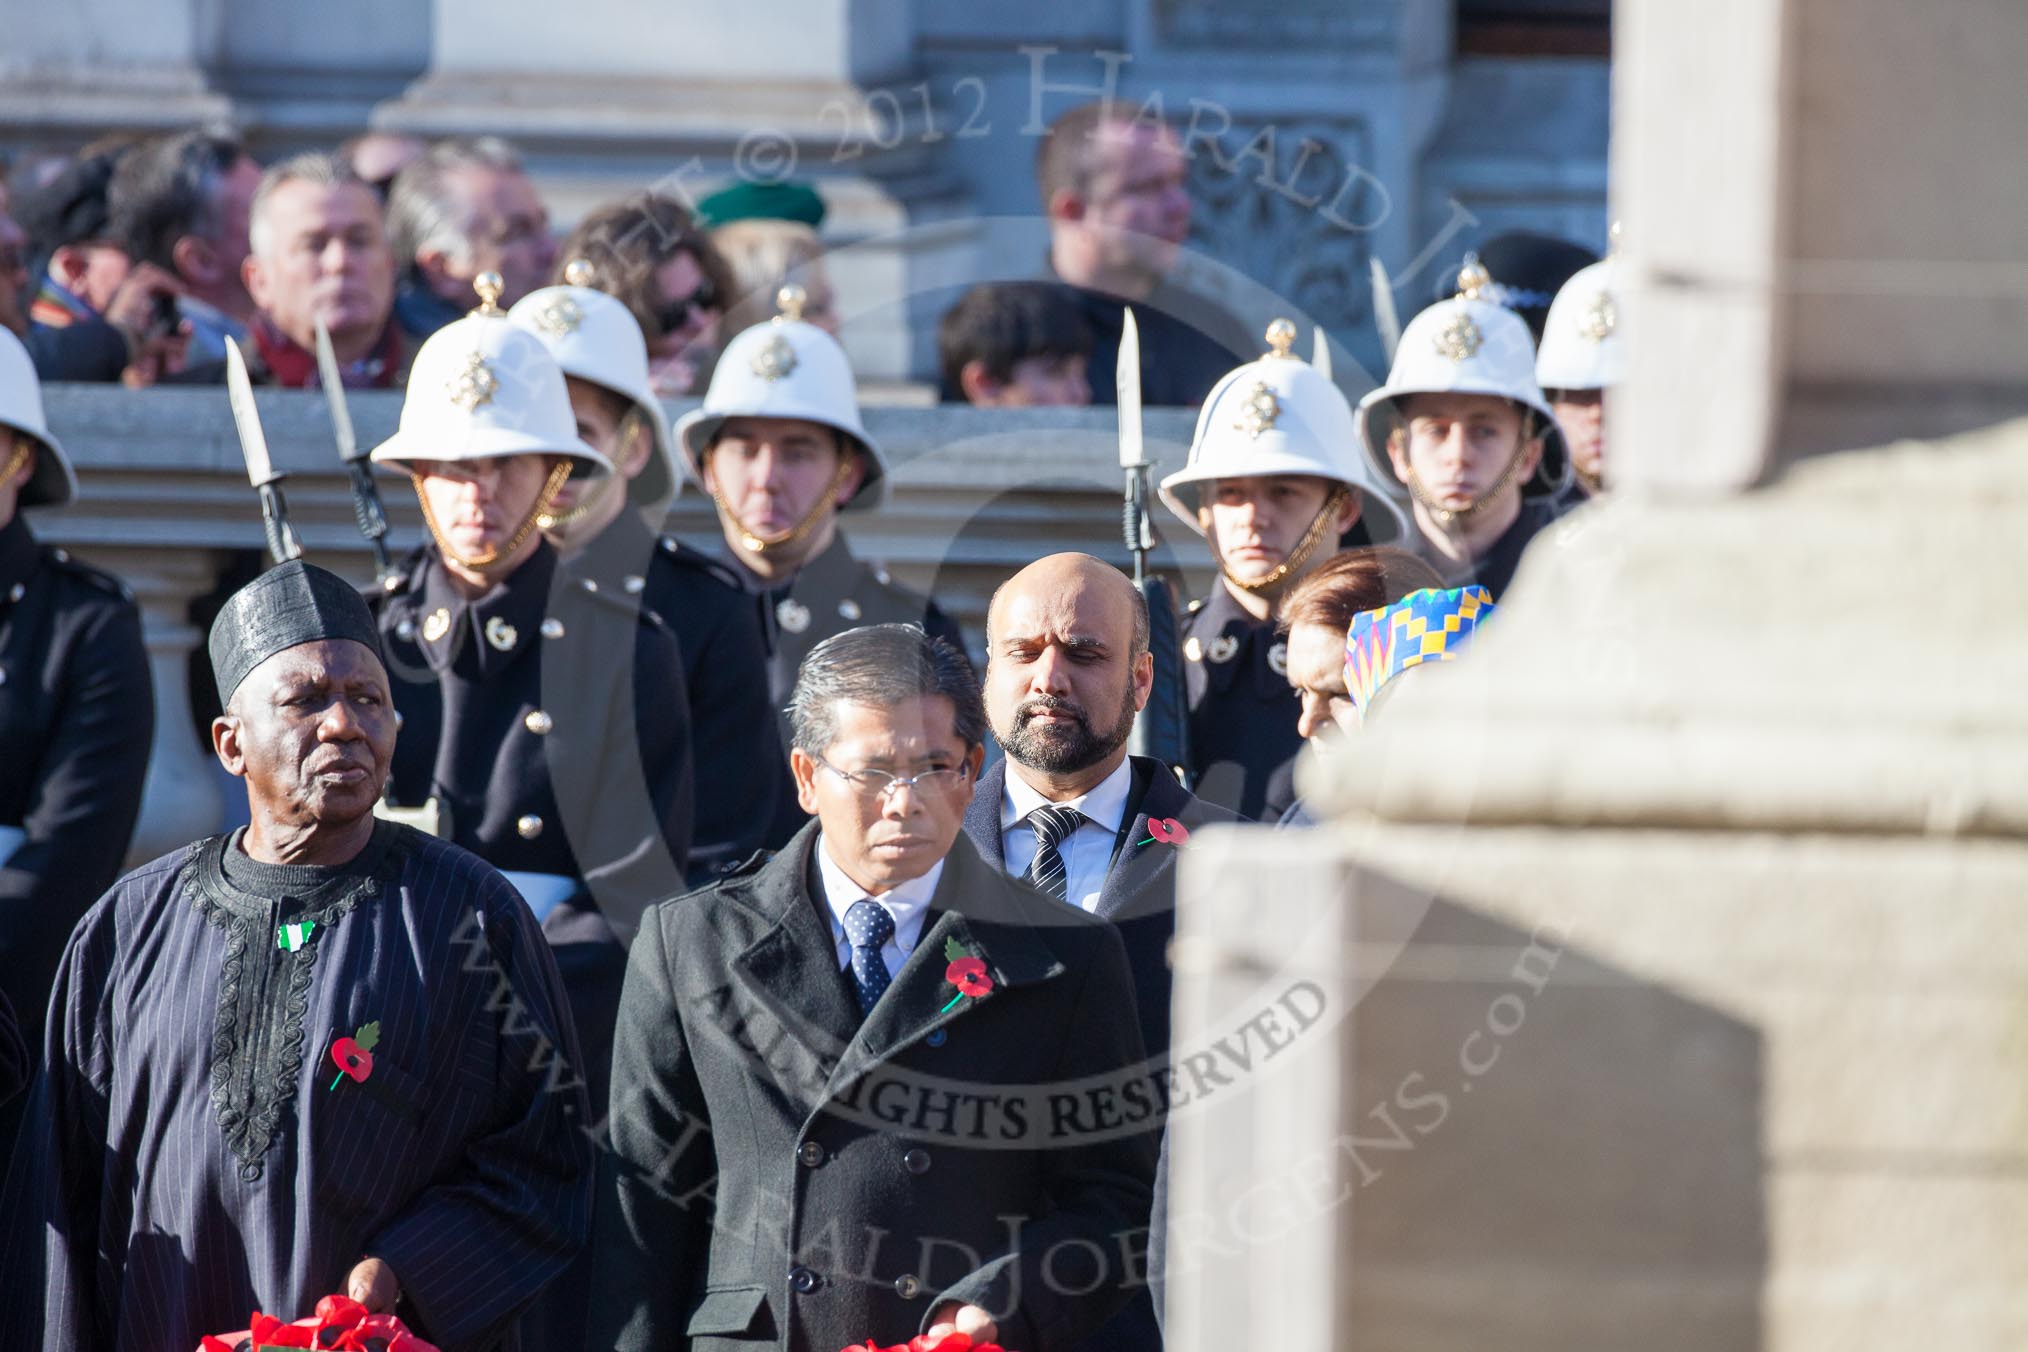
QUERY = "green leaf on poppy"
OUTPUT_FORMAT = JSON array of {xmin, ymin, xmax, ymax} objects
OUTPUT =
[
  {"xmin": 354, "ymin": 1021, "xmax": 381, "ymax": 1052},
  {"xmin": 944, "ymin": 936, "xmax": 967, "ymax": 963}
]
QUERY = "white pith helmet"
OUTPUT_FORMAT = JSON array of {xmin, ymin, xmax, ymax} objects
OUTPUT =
[
  {"xmin": 0, "ymin": 327, "xmax": 77, "ymax": 509},
  {"xmin": 370, "ymin": 273, "xmax": 611, "ymax": 478},
  {"xmin": 1160, "ymin": 318, "xmax": 1408, "ymax": 543},
  {"xmin": 1536, "ymin": 247, "xmax": 1623, "ymax": 394},
  {"xmin": 673, "ymin": 284, "xmax": 887, "ymax": 512},
  {"xmin": 1354, "ymin": 259, "xmax": 1571, "ymax": 500},
  {"xmin": 508, "ymin": 258, "xmax": 679, "ymax": 510}
]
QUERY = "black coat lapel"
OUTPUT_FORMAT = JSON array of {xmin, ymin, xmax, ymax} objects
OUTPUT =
[
  {"xmin": 726, "ymin": 828, "xmax": 864, "ymax": 1112},
  {"xmin": 961, "ymin": 758, "xmax": 1009, "ymax": 870},
  {"xmin": 1095, "ymin": 757, "xmax": 1196, "ymax": 923}
]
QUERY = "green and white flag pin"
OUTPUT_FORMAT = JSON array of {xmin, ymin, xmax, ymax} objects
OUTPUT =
[{"xmin": 276, "ymin": 920, "xmax": 317, "ymax": 953}]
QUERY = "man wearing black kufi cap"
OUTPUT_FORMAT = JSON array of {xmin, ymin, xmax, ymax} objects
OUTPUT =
[
  {"xmin": 0, "ymin": 558, "xmax": 593, "ymax": 1352},
  {"xmin": 0, "ymin": 325, "xmax": 153, "ymax": 1171}
]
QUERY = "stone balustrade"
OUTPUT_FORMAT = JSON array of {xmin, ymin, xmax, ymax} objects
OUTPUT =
[{"xmin": 31, "ymin": 385, "xmax": 1212, "ymax": 863}]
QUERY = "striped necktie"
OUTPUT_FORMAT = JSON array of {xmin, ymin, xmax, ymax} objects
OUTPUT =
[{"xmin": 1025, "ymin": 803, "xmax": 1086, "ymax": 904}]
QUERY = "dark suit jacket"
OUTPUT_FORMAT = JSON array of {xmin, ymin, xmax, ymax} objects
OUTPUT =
[
  {"xmin": 590, "ymin": 824, "xmax": 1157, "ymax": 1352},
  {"xmin": 962, "ymin": 755, "xmax": 1236, "ymax": 1061}
]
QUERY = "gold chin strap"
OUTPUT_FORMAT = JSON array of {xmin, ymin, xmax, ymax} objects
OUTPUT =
[
  {"xmin": 413, "ymin": 458, "xmax": 575, "ymax": 573},
  {"xmin": 538, "ymin": 409, "xmax": 645, "ymax": 532},
  {"xmin": 0, "ymin": 435, "xmax": 30, "ymax": 489},
  {"xmin": 710, "ymin": 451, "xmax": 856, "ymax": 556},
  {"xmin": 1219, "ymin": 487, "xmax": 1350, "ymax": 595},
  {"xmin": 1402, "ymin": 414, "xmax": 1541, "ymax": 531}
]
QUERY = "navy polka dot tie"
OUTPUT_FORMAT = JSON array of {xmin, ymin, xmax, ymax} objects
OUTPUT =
[{"xmin": 843, "ymin": 898, "xmax": 896, "ymax": 1018}]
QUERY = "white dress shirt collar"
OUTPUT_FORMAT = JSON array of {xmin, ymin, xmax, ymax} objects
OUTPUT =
[
  {"xmin": 815, "ymin": 832, "xmax": 945, "ymax": 975},
  {"xmin": 1000, "ymin": 754, "xmax": 1136, "ymax": 837}
]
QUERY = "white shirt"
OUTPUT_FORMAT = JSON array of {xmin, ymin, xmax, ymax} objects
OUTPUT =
[
  {"xmin": 815, "ymin": 832, "xmax": 946, "ymax": 979},
  {"xmin": 999, "ymin": 757, "xmax": 1134, "ymax": 914}
]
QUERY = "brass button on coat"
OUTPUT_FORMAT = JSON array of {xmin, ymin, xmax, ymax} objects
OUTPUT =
[{"xmin": 516, "ymin": 814, "xmax": 543, "ymax": 839}]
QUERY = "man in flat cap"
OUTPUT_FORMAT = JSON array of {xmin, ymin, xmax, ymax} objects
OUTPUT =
[{"xmin": 0, "ymin": 560, "xmax": 593, "ymax": 1352}]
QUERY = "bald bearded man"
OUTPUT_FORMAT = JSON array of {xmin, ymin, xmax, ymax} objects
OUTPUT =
[
  {"xmin": 962, "ymin": 553, "xmax": 1232, "ymax": 1352},
  {"xmin": 965, "ymin": 552, "xmax": 1232, "ymax": 1059}
]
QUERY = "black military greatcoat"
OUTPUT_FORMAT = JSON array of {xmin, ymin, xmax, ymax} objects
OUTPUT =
[
  {"xmin": 0, "ymin": 516, "xmax": 151, "ymax": 1134},
  {"xmin": 1178, "ymin": 583, "xmax": 1303, "ymax": 822},
  {"xmin": 722, "ymin": 529, "xmax": 967, "ymax": 847},
  {"xmin": 370, "ymin": 538, "xmax": 694, "ymax": 1124},
  {"xmin": 564, "ymin": 510, "xmax": 781, "ymax": 884},
  {"xmin": 590, "ymin": 825, "xmax": 1157, "ymax": 1352}
]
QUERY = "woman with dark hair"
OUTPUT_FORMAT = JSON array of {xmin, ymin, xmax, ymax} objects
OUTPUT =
[{"xmin": 557, "ymin": 192, "xmax": 733, "ymax": 397}]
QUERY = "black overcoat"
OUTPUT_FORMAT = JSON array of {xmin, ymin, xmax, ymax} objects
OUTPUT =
[{"xmin": 590, "ymin": 824, "xmax": 1158, "ymax": 1352}]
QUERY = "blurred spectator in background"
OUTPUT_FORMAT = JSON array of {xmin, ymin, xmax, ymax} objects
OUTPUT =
[
  {"xmin": 0, "ymin": 176, "xmax": 31, "ymax": 338},
  {"xmin": 204, "ymin": 153, "xmax": 398, "ymax": 388},
  {"xmin": 711, "ymin": 217, "xmax": 839, "ymax": 337},
  {"xmin": 16, "ymin": 148, "xmax": 188, "ymax": 386},
  {"xmin": 561, "ymin": 193, "xmax": 731, "ymax": 397},
  {"xmin": 700, "ymin": 179, "xmax": 840, "ymax": 338},
  {"xmin": 695, "ymin": 179, "xmax": 825, "ymax": 232},
  {"xmin": 108, "ymin": 129, "xmax": 261, "ymax": 367},
  {"xmin": 386, "ymin": 136, "xmax": 554, "ymax": 345},
  {"xmin": 1039, "ymin": 101, "xmax": 1249, "ymax": 407},
  {"xmin": 336, "ymin": 130, "xmax": 426, "ymax": 199},
  {"xmin": 937, "ymin": 280, "xmax": 1092, "ymax": 406}
]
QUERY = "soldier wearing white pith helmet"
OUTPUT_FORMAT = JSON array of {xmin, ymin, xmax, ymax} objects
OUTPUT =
[
  {"xmin": 368, "ymin": 272, "xmax": 695, "ymax": 1137},
  {"xmin": 1355, "ymin": 259, "xmax": 1571, "ymax": 602},
  {"xmin": 675, "ymin": 284, "xmax": 964, "ymax": 846},
  {"xmin": 1536, "ymin": 229, "xmax": 1622, "ymax": 500},
  {"xmin": 511, "ymin": 260, "xmax": 780, "ymax": 882},
  {"xmin": 0, "ymin": 324, "xmax": 152, "ymax": 1165},
  {"xmin": 1158, "ymin": 318, "xmax": 1408, "ymax": 822}
]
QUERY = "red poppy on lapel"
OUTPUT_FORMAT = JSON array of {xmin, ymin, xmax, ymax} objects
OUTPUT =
[
  {"xmin": 939, "ymin": 938, "xmax": 995, "ymax": 1012},
  {"xmin": 1139, "ymin": 817, "xmax": 1190, "ymax": 846},
  {"xmin": 947, "ymin": 957, "xmax": 993, "ymax": 998}
]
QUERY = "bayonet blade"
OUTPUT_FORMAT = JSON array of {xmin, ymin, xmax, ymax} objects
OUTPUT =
[
  {"xmin": 1116, "ymin": 307, "xmax": 1144, "ymax": 468},
  {"xmin": 226, "ymin": 337, "xmax": 302, "ymax": 563},
  {"xmin": 313, "ymin": 320, "xmax": 361, "ymax": 462},
  {"xmin": 225, "ymin": 337, "xmax": 280, "ymax": 487},
  {"xmin": 1311, "ymin": 324, "xmax": 1333, "ymax": 380},
  {"xmin": 1370, "ymin": 256, "xmax": 1402, "ymax": 366}
]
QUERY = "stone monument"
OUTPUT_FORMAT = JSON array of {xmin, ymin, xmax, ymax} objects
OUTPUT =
[{"xmin": 1166, "ymin": 0, "xmax": 2028, "ymax": 1348}]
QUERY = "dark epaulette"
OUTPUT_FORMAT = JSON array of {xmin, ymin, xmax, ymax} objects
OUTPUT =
[
  {"xmin": 42, "ymin": 545, "xmax": 135, "ymax": 603},
  {"xmin": 717, "ymin": 848, "xmax": 772, "ymax": 879},
  {"xmin": 658, "ymin": 534, "xmax": 745, "ymax": 592},
  {"xmin": 561, "ymin": 572, "xmax": 673, "ymax": 634}
]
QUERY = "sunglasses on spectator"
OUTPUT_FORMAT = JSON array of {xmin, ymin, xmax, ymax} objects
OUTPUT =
[{"xmin": 654, "ymin": 278, "xmax": 720, "ymax": 334}]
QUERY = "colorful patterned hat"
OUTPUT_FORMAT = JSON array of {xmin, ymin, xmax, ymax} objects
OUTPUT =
[{"xmin": 1344, "ymin": 585, "xmax": 1497, "ymax": 721}]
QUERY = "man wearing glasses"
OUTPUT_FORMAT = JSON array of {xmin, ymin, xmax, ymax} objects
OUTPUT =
[{"xmin": 592, "ymin": 623, "xmax": 1155, "ymax": 1352}]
